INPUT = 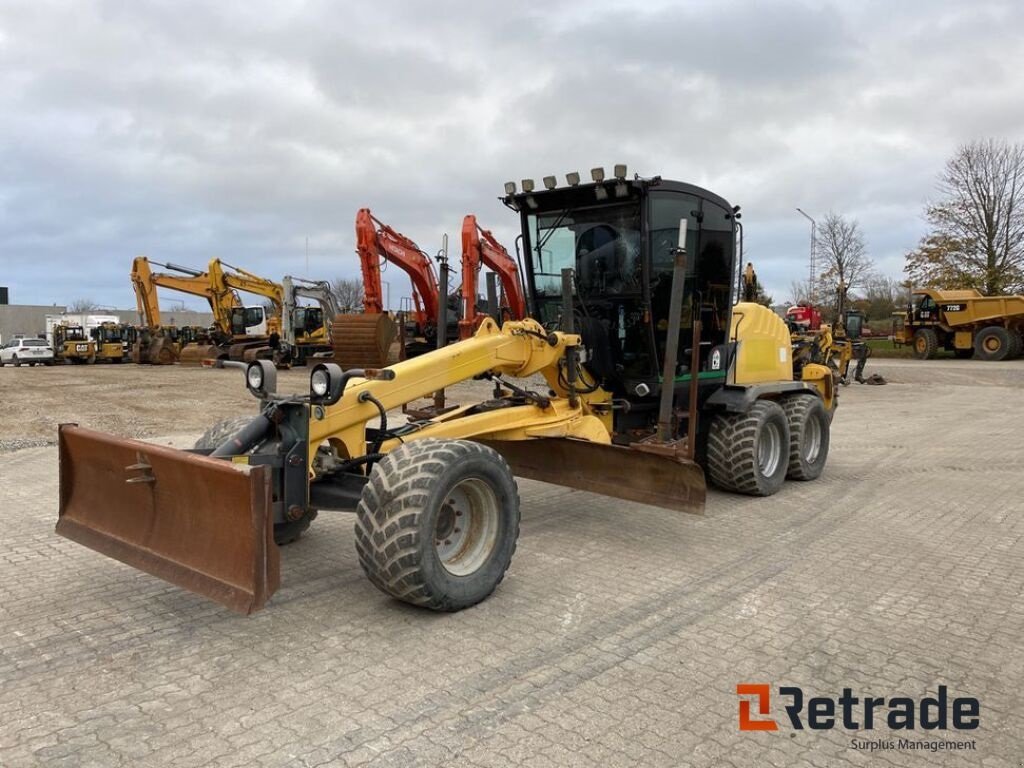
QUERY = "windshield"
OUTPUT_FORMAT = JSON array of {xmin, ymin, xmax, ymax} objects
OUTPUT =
[{"xmin": 528, "ymin": 203, "xmax": 641, "ymax": 299}]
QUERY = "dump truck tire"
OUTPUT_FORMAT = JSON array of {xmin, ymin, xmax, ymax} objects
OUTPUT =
[
  {"xmin": 706, "ymin": 399, "xmax": 790, "ymax": 496},
  {"xmin": 1008, "ymin": 330, "xmax": 1023, "ymax": 359},
  {"xmin": 974, "ymin": 325, "xmax": 1011, "ymax": 361},
  {"xmin": 193, "ymin": 415, "xmax": 316, "ymax": 545},
  {"xmin": 355, "ymin": 439, "xmax": 520, "ymax": 611},
  {"xmin": 912, "ymin": 329, "xmax": 938, "ymax": 360},
  {"xmin": 780, "ymin": 395, "xmax": 830, "ymax": 481}
]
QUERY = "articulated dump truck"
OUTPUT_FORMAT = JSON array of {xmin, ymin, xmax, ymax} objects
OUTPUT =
[
  {"xmin": 57, "ymin": 172, "xmax": 838, "ymax": 614},
  {"xmin": 894, "ymin": 288, "xmax": 1024, "ymax": 360}
]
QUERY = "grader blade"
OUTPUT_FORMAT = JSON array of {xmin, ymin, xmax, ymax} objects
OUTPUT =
[
  {"xmin": 479, "ymin": 438, "xmax": 706, "ymax": 515},
  {"xmin": 56, "ymin": 424, "xmax": 279, "ymax": 614}
]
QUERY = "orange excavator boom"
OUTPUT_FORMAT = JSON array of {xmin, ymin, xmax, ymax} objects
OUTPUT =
[
  {"xmin": 460, "ymin": 215, "xmax": 526, "ymax": 339},
  {"xmin": 355, "ymin": 208, "xmax": 439, "ymax": 328}
]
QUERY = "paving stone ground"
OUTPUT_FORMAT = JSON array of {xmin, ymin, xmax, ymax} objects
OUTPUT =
[{"xmin": 0, "ymin": 359, "xmax": 1021, "ymax": 767}]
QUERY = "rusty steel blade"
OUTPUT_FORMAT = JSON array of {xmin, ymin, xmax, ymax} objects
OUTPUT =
[
  {"xmin": 478, "ymin": 438, "xmax": 706, "ymax": 515},
  {"xmin": 56, "ymin": 424, "xmax": 279, "ymax": 614}
]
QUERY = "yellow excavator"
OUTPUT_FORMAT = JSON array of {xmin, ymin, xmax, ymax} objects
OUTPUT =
[
  {"xmin": 57, "ymin": 170, "xmax": 837, "ymax": 615},
  {"xmin": 175, "ymin": 258, "xmax": 283, "ymax": 365},
  {"xmin": 130, "ymin": 256, "xmax": 220, "ymax": 364}
]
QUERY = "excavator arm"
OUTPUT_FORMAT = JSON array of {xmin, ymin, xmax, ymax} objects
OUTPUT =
[
  {"xmin": 130, "ymin": 256, "xmax": 221, "ymax": 328},
  {"xmin": 460, "ymin": 215, "xmax": 526, "ymax": 339},
  {"xmin": 208, "ymin": 259, "xmax": 284, "ymax": 336},
  {"xmin": 355, "ymin": 208, "xmax": 439, "ymax": 328},
  {"xmin": 282, "ymin": 276, "xmax": 337, "ymax": 346}
]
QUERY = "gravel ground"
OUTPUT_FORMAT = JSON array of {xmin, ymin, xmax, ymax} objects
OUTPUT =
[{"xmin": 0, "ymin": 363, "xmax": 497, "ymax": 451}]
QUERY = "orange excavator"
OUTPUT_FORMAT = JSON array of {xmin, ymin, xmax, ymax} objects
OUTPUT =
[
  {"xmin": 343, "ymin": 208, "xmax": 444, "ymax": 361},
  {"xmin": 356, "ymin": 208, "xmax": 440, "ymax": 331},
  {"xmin": 459, "ymin": 215, "xmax": 527, "ymax": 339}
]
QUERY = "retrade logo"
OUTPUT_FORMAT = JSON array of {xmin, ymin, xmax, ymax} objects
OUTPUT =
[
  {"xmin": 737, "ymin": 684, "xmax": 778, "ymax": 731},
  {"xmin": 736, "ymin": 685, "xmax": 979, "ymax": 732}
]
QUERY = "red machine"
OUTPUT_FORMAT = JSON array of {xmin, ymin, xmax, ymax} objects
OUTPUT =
[
  {"xmin": 459, "ymin": 215, "xmax": 527, "ymax": 339},
  {"xmin": 786, "ymin": 303, "xmax": 822, "ymax": 331},
  {"xmin": 355, "ymin": 208, "xmax": 440, "ymax": 332}
]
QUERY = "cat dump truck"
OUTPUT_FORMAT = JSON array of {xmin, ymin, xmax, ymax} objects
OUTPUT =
[
  {"xmin": 893, "ymin": 288, "xmax": 1024, "ymax": 360},
  {"xmin": 56, "ymin": 169, "xmax": 836, "ymax": 614}
]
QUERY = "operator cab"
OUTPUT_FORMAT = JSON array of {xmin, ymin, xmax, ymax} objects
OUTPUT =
[
  {"xmin": 294, "ymin": 306, "xmax": 324, "ymax": 336},
  {"xmin": 230, "ymin": 306, "xmax": 269, "ymax": 337},
  {"xmin": 505, "ymin": 171, "xmax": 738, "ymax": 404}
]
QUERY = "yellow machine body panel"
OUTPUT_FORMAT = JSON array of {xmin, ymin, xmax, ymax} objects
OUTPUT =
[{"xmin": 728, "ymin": 302, "xmax": 793, "ymax": 385}]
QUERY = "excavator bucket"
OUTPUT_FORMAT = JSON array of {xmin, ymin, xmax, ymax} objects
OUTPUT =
[
  {"xmin": 479, "ymin": 438, "xmax": 706, "ymax": 515},
  {"xmin": 332, "ymin": 313, "xmax": 397, "ymax": 368},
  {"xmin": 178, "ymin": 343, "xmax": 221, "ymax": 366},
  {"xmin": 55, "ymin": 424, "xmax": 279, "ymax": 614}
]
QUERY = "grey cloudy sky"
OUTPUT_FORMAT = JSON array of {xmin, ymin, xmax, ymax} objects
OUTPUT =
[{"xmin": 2, "ymin": 0, "xmax": 1023, "ymax": 310}]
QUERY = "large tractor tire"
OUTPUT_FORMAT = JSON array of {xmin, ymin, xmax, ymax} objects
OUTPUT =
[
  {"xmin": 780, "ymin": 395, "xmax": 830, "ymax": 481},
  {"xmin": 193, "ymin": 415, "xmax": 317, "ymax": 545},
  {"xmin": 974, "ymin": 326, "xmax": 1011, "ymax": 361},
  {"xmin": 355, "ymin": 439, "xmax": 520, "ymax": 611},
  {"xmin": 706, "ymin": 399, "xmax": 791, "ymax": 497},
  {"xmin": 912, "ymin": 328, "xmax": 938, "ymax": 360}
]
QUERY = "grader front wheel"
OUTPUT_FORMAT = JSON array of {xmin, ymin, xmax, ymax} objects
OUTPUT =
[{"xmin": 355, "ymin": 439, "xmax": 520, "ymax": 611}]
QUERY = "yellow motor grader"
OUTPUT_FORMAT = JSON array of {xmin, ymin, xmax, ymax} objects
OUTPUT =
[{"xmin": 57, "ymin": 170, "xmax": 836, "ymax": 614}]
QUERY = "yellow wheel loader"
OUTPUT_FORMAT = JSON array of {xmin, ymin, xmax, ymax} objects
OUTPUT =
[
  {"xmin": 90, "ymin": 322, "xmax": 129, "ymax": 363},
  {"xmin": 56, "ymin": 171, "xmax": 836, "ymax": 615},
  {"xmin": 53, "ymin": 325, "xmax": 96, "ymax": 364}
]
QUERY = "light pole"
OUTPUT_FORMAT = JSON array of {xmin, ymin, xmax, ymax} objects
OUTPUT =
[{"xmin": 796, "ymin": 208, "xmax": 816, "ymax": 303}]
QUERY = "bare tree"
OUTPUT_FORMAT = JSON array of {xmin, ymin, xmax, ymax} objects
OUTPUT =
[
  {"xmin": 787, "ymin": 280, "xmax": 813, "ymax": 305},
  {"xmin": 331, "ymin": 277, "xmax": 364, "ymax": 313},
  {"xmin": 814, "ymin": 212, "xmax": 874, "ymax": 317},
  {"xmin": 67, "ymin": 298, "xmax": 98, "ymax": 313},
  {"xmin": 905, "ymin": 139, "xmax": 1024, "ymax": 294}
]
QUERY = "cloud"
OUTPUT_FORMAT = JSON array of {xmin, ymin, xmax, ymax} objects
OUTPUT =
[{"xmin": 1, "ymin": 0, "xmax": 1023, "ymax": 309}]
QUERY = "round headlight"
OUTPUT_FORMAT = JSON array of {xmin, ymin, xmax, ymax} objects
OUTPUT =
[
  {"xmin": 311, "ymin": 368, "xmax": 330, "ymax": 397},
  {"xmin": 246, "ymin": 364, "xmax": 264, "ymax": 391}
]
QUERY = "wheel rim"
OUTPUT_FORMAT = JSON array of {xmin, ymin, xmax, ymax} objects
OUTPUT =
[
  {"xmin": 984, "ymin": 336, "xmax": 1000, "ymax": 352},
  {"xmin": 802, "ymin": 415, "xmax": 822, "ymax": 463},
  {"xmin": 915, "ymin": 337, "xmax": 926, "ymax": 353},
  {"xmin": 434, "ymin": 477, "xmax": 500, "ymax": 576},
  {"xmin": 757, "ymin": 422, "xmax": 783, "ymax": 477}
]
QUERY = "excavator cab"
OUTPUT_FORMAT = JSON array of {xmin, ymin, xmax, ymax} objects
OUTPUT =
[{"xmin": 229, "ymin": 306, "xmax": 269, "ymax": 337}]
